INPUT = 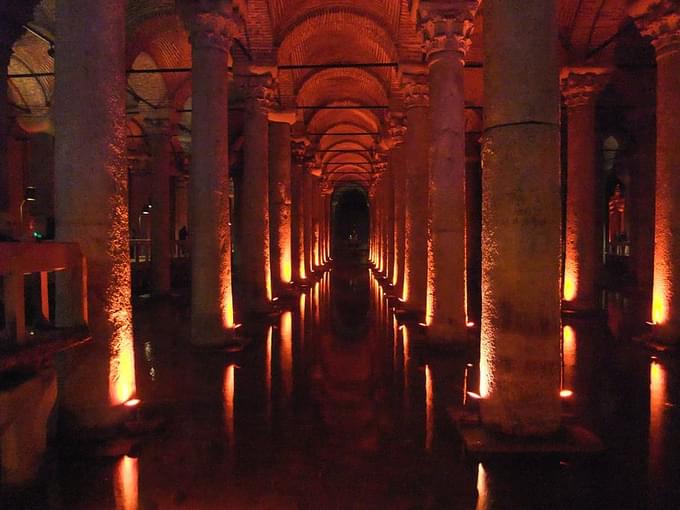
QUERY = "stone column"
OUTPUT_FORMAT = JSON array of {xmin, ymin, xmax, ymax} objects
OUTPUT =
[
  {"xmin": 291, "ymin": 141, "xmax": 308, "ymax": 282},
  {"xmin": 268, "ymin": 116, "xmax": 294, "ymax": 297},
  {"xmin": 54, "ymin": 0, "xmax": 135, "ymax": 426},
  {"xmin": 389, "ymin": 114, "xmax": 407, "ymax": 291},
  {"xmin": 303, "ymin": 163, "xmax": 317, "ymax": 277},
  {"xmin": 421, "ymin": 2, "xmax": 478, "ymax": 342},
  {"xmin": 634, "ymin": 1, "xmax": 680, "ymax": 341},
  {"xmin": 146, "ymin": 117, "xmax": 173, "ymax": 295},
  {"xmin": 179, "ymin": 2, "xmax": 241, "ymax": 343},
  {"xmin": 561, "ymin": 69, "xmax": 609, "ymax": 312},
  {"xmin": 401, "ymin": 73, "xmax": 430, "ymax": 315},
  {"xmin": 480, "ymin": 0, "xmax": 562, "ymax": 435},
  {"xmin": 241, "ymin": 73, "xmax": 275, "ymax": 314}
]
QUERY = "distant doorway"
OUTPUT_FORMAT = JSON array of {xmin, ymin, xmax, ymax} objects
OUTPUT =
[{"xmin": 332, "ymin": 185, "xmax": 369, "ymax": 262}]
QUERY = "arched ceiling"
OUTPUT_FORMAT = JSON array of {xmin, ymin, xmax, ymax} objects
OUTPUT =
[{"xmin": 6, "ymin": 0, "xmax": 647, "ymax": 189}]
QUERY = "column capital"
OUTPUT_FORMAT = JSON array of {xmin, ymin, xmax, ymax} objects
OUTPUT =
[
  {"xmin": 560, "ymin": 68, "xmax": 611, "ymax": 108},
  {"xmin": 387, "ymin": 112, "xmax": 407, "ymax": 147},
  {"xmin": 143, "ymin": 115, "xmax": 173, "ymax": 137},
  {"xmin": 632, "ymin": 0, "xmax": 680, "ymax": 57},
  {"xmin": 241, "ymin": 73, "xmax": 277, "ymax": 114},
  {"xmin": 292, "ymin": 138, "xmax": 310, "ymax": 163},
  {"xmin": 177, "ymin": 0, "xmax": 245, "ymax": 53},
  {"xmin": 401, "ymin": 74, "xmax": 430, "ymax": 109},
  {"xmin": 418, "ymin": 1, "xmax": 480, "ymax": 62}
]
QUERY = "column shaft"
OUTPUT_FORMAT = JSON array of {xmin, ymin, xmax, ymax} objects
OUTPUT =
[
  {"xmin": 54, "ymin": 0, "xmax": 135, "ymax": 426},
  {"xmin": 402, "ymin": 79, "xmax": 430, "ymax": 315},
  {"xmin": 150, "ymin": 128, "xmax": 172, "ymax": 294},
  {"xmin": 269, "ymin": 121, "xmax": 293, "ymax": 296},
  {"xmin": 480, "ymin": 0, "xmax": 561, "ymax": 435},
  {"xmin": 426, "ymin": 49, "xmax": 467, "ymax": 341}
]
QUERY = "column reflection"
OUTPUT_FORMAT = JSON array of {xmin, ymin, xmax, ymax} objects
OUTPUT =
[{"xmin": 113, "ymin": 455, "xmax": 138, "ymax": 510}]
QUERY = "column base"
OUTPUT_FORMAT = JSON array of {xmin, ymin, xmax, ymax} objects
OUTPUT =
[
  {"xmin": 561, "ymin": 301, "xmax": 605, "ymax": 318},
  {"xmin": 423, "ymin": 323, "xmax": 471, "ymax": 348},
  {"xmin": 451, "ymin": 411, "xmax": 603, "ymax": 458}
]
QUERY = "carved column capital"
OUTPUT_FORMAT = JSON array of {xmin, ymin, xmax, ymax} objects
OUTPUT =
[
  {"xmin": 401, "ymin": 74, "xmax": 430, "ymax": 109},
  {"xmin": 632, "ymin": 0, "xmax": 680, "ymax": 58},
  {"xmin": 387, "ymin": 112, "xmax": 407, "ymax": 147},
  {"xmin": 292, "ymin": 138, "xmax": 310, "ymax": 163},
  {"xmin": 242, "ymin": 73, "xmax": 277, "ymax": 114},
  {"xmin": 560, "ymin": 68, "xmax": 610, "ymax": 108},
  {"xmin": 177, "ymin": 0, "xmax": 244, "ymax": 53},
  {"xmin": 419, "ymin": 1, "xmax": 480, "ymax": 62}
]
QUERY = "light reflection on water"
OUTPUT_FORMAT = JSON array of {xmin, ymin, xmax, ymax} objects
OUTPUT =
[{"xmin": 113, "ymin": 455, "xmax": 138, "ymax": 510}]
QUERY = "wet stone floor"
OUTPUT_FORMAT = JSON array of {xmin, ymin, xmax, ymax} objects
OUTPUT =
[{"xmin": 5, "ymin": 263, "xmax": 680, "ymax": 509}]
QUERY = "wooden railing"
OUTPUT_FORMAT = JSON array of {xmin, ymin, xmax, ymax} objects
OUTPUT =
[
  {"xmin": 129, "ymin": 238, "xmax": 190, "ymax": 263},
  {"xmin": 1, "ymin": 242, "xmax": 89, "ymax": 355}
]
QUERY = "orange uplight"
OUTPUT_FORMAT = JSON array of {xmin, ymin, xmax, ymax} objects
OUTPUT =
[
  {"xmin": 280, "ymin": 311, "xmax": 293, "ymax": 399},
  {"xmin": 562, "ymin": 325, "xmax": 576, "ymax": 396},
  {"xmin": 560, "ymin": 389, "xmax": 574, "ymax": 398},
  {"xmin": 221, "ymin": 280, "xmax": 235, "ymax": 330},
  {"xmin": 123, "ymin": 398, "xmax": 141, "ymax": 408},
  {"xmin": 280, "ymin": 225, "xmax": 293, "ymax": 284},
  {"xmin": 113, "ymin": 455, "xmax": 138, "ymax": 510},
  {"xmin": 425, "ymin": 364, "xmax": 433, "ymax": 451},
  {"xmin": 223, "ymin": 364, "xmax": 235, "ymax": 444}
]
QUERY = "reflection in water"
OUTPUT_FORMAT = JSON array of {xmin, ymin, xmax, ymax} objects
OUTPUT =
[
  {"xmin": 113, "ymin": 455, "xmax": 138, "ymax": 510},
  {"xmin": 402, "ymin": 325, "xmax": 410, "ymax": 411},
  {"xmin": 223, "ymin": 364, "xmax": 236, "ymax": 446},
  {"xmin": 266, "ymin": 326, "xmax": 273, "ymax": 420},
  {"xmin": 562, "ymin": 325, "xmax": 577, "ymax": 396},
  {"xmin": 425, "ymin": 364, "xmax": 433, "ymax": 451},
  {"xmin": 649, "ymin": 358, "xmax": 667, "ymax": 480},
  {"xmin": 475, "ymin": 463, "xmax": 489, "ymax": 510},
  {"xmin": 280, "ymin": 311, "xmax": 293, "ymax": 400}
]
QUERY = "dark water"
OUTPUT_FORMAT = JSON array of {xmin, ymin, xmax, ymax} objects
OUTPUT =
[{"xmin": 6, "ymin": 264, "xmax": 680, "ymax": 509}]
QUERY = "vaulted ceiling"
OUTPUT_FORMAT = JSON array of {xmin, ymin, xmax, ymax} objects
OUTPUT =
[{"xmin": 7, "ymin": 0, "xmax": 645, "ymax": 187}]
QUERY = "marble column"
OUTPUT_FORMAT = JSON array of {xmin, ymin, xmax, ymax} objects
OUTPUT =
[
  {"xmin": 303, "ymin": 163, "xmax": 316, "ymax": 277},
  {"xmin": 389, "ymin": 114, "xmax": 407, "ymax": 291},
  {"xmin": 421, "ymin": 2, "xmax": 478, "ymax": 342},
  {"xmin": 561, "ymin": 69, "xmax": 609, "ymax": 312},
  {"xmin": 146, "ymin": 118, "xmax": 173, "ymax": 295},
  {"xmin": 634, "ymin": 1, "xmax": 680, "ymax": 341},
  {"xmin": 268, "ymin": 118, "xmax": 294, "ymax": 297},
  {"xmin": 241, "ymin": 74, "xmax": 275, "ymax": 314},
  {"xmin": 179, "ymin": 2, "xmax": 241, "ymax": 343},
  {"xmin": 480, "ymin": 0, "xmax": 562, "ymax": 435},
  {"xmin": 401, "ymin": 73, "xmax": 430, "ymax": 315},
  {"xmin": 291, "ymin": 142, "xmax": 308, "ymax": 282},
  {"xmin": 54, "ymin": 0, "xmax": 135, "ymax": 427}
]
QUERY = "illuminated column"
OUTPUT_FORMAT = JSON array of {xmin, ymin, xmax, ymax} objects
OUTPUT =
[
  {"xmin": 634, "ymin": 1, "xmax": 680, "ymax": 340},
  {"xmin": 320, "ymin": 180, "xmax": 332, "ymax": 263},
  {"xmin": 401, "ymin": 73, "xmax": 430, "ymax": 314},
  {"xmin": 303, "ymin": 163, "xmax": 316, "ymax": 276},
  {"xmin": 179, "ymin": 2, "xmax": 241, "ymax": 343},
  {"xmin": 146, "ymin": 117, "xmax": 173, "ymax": 295},
  {"xmin": 480, "ymin": 0, "xmax": 561, "ymax": 435},
  {"xmin": 241, "ymin": 73, "xmax": 275, "ymax": 314},
  {"xmin": 291, "ymin": 141, "xmax": 308, "ymax": 282},
  {"xmin": 381, "ymin": 156, "xmax": 394, "ymax": 279},
  {"xmin": 389, "ymin": 114, "xmax": 407, "ymax": 290},
  {"xmin": 268, "ymin": 114, "xmax": 295, "ymax": 296},
  {"xmin": 561, "ymin": 69, "xmax": 609, "ymax": 312},
  {"xmin": 421, "ymin": 2, "xmax": 478, "ymax": 341},
  {"xmin": 54, "ymin": 0, "xmax": 136, "ymax": 425}
]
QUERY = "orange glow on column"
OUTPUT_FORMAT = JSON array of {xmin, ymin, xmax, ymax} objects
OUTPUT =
[
  {"xmin": 652, "ymin": 283, "xmax": 667, "ymax": 325},
  {"xmin": 113, "ymin": 455, "xmax": 138, "ymax": 510},
  {"xmin": 110, "ymin": 321, "xmax": 137, "ymax": 406},
  {"xmin": 266, "ymin": 326, "xmax": 273, "ymax": 417},
  {"xmin": 425, "ymin": 364, "xmax": 433, "ymax": 451},
  {"xmin": 223, "ymin": 364, "xmax": 235, "ymax": 444},
  {"xmin": 479, "ymin": 322, "xmax": 494, "ymax": 399},
  {"xmin": 221, "ymin": 276, "xmax": 235, "ymax": 330},
  {"xmin": 280, "ymin": 311, "xmax": 293, "ymax": 399},
  {"xmin": 563, "ymin": 264, "xmax": 578, "ymax": 302}
]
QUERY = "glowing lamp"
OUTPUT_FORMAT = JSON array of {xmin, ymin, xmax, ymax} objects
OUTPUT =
[
  {"xmin": 559, "ymin": 389, "xmax": 573, "ymax": 398},
  {"xmin": 123, "ymin": 398, "xmax": 141, "ymax": 407},
  {"xmin": 466, "ymin": 321, "xmax": 475, "ymax": 328}
]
